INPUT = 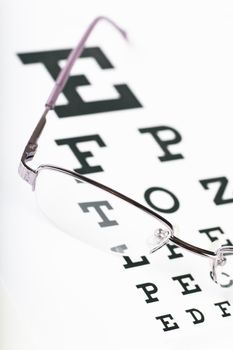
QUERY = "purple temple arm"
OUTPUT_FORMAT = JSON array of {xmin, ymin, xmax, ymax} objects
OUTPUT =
[
  {"xmin": 46, "ymin": 16, "xmax": 128, "ymax": 109},
  {"xmin": 19, "ymin": 16, "xmax": 128, "ymax": 170}
]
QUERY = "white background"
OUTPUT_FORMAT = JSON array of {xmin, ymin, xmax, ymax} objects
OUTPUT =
[{"xmin": 1, "ymin": 0, "xmax": 233, "ymax": 349}]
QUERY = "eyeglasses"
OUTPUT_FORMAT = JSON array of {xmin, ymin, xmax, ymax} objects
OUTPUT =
[{"xmin": 18, "ymin": 16, "xmax": 232, "ymax": 287}]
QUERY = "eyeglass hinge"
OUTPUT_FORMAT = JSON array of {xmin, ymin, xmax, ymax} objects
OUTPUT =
[
  {"xmin": 23, "ymin": 142, "xmax": 38, "ymax": 161},
  {"xmin": 18, "ymin": 161, "xmax": 37, "ymax": 188}
]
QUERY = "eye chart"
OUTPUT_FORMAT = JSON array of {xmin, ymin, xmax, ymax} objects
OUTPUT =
[{"xmin": 1, "ymin": 1, "xmax": 233, "ymax": 349}]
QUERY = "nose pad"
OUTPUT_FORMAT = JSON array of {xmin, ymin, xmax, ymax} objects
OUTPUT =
[
  {"xmin": 211, "ymin": 250, "xmax": 227, "ymax": 284},
  {"xmin": 211, "ymin": 245, "xmax": 233, "ymax": 287},
  {"xmin": 209, "ymin": 241, "xmax": 225, "ymax": 284},
  {"xmin": 147, "ymin": 228, "xmax": 171, "ymax": 254}
]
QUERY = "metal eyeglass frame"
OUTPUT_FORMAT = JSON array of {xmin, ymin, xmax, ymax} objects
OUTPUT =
[{"xmin": 18, "ymin": 16, "xmax": 232, "ymax": 285}]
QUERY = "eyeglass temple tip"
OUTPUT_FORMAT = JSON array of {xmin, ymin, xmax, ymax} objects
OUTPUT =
[{"xmin": 95, "ymin": 15, "xmax": 128, "ymax": 39}]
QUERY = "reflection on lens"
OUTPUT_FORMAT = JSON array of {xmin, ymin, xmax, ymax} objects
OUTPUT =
[
  {"xmin": 213, "ymin": 247, "xmax": 233, "ymax": 288},
  {"xmin": 35, "ymin": 167, "xmax": 172, "ymax": 256}
]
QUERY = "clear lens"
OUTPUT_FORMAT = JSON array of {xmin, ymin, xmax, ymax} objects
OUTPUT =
[
  {"xmin": 35, "ymin": 167, "xmax": 172, "ymax": 256},
  {"xmin": 213, "ymin": 247, "xmax": 233, "ymax": 288}
]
